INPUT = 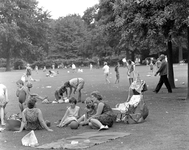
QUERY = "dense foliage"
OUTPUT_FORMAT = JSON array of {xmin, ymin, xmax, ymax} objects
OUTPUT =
[{"xmin": 0, "ymin": 0, "xmax": 189, "ymax": 77}]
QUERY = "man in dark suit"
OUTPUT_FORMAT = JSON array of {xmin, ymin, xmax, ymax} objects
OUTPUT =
[{"xmin": 153, "ymin": 54, "xmax": 172, "ymax": 93}]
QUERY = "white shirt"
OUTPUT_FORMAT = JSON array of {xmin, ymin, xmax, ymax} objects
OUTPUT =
[
  {"xmin": 72, "ymin": 64, "xmax": 76, "ymax": 69},
  {"xmin": 103, "ymin": 65, "xmax": 110, "ymax": 74}
]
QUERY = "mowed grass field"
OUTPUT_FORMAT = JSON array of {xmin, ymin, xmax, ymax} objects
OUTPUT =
[{"xmin": 0, "ymin": 64, "xmax": 189, "ymax": 150}]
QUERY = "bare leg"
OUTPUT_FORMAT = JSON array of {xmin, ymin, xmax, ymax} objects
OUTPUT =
[
  {"xmin": 78, "ymin": 90, "xmax": 81, "ymax": 102},
  {"xmin": 90, "ymin": 118, "xmax": 108, "ymax": 129},
  {"xmin": 19, "ymin": 103, "xmax": 24, "ymax": 112},
  {"xmin": 0, "ymin": 107, "xmax": 5, "ymax": 125}
]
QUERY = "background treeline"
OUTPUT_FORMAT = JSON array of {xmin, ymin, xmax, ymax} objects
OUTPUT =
[{"xmin": 0, "ymin": 0, "xmax": 189, "ymax": 72}]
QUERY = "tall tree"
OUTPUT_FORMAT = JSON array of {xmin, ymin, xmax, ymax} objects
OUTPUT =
[
  {"xmin": 52, "ymin": 15, "xmax": 89, "ymax": 58},
  {"xmin": 0, "ymin": 0, "xmax": 50, "ymax": 70},
  {"xmin": 98, "ymin": 0, "xmax": 189, "ymax": 88}
]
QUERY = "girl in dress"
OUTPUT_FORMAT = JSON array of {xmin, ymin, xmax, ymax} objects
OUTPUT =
[
  {"xmin": 0, "ymin": 84, "xmax": 9, "ymax": 126},
  {"xmin": 57, "ymin": 97, "xmax": 81, "ymax": 127},
  {"xmin": 127, "ymin": 60, "xmax": 135, "ymax": 85}
]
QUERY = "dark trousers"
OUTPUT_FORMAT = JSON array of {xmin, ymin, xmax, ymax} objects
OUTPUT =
[{"xmin": 154, "ymin": 75, "xmax": 172, "ymax": 93}]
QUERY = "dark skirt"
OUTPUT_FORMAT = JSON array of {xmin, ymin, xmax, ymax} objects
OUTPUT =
[{"xmin": 94, "ymin": 112, "xmax": 116, "ymax": 127}]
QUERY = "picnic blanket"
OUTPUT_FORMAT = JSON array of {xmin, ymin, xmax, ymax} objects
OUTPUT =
[{"xmin": 37, "ymin": 131, "xmax": 130, "ymax": 149}]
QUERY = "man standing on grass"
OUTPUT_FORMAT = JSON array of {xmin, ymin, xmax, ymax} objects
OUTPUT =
[{"xmin": 153, "ymin": 54, "xmax": 172, "ymax": 93}]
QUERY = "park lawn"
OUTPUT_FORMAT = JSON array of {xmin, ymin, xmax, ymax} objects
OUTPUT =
[{"xmin": 0, "ymin": 64, "xmax": 189, "ymax": 150}]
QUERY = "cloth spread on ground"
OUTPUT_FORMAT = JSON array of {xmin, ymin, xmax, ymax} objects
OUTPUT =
[{"xmin": 37, "ymin": 131, "xmax": 130, "ymax": 149}]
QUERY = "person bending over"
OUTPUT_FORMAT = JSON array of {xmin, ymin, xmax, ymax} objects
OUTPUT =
[{"xmin": 63, "ymin": 78, "xmax": 85, "ymax": 103}]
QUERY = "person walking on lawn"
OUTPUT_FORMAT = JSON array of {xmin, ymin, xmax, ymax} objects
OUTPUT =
[{"xmin": 153, "ymin": 54, "xmax": 172, "ymax": 93}]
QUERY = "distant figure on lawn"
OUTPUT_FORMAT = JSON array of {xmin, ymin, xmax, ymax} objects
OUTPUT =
[
  {"xmin": 102, "ymin": 62, "xmax": 110, "ymax": 83},
  {"xmin": 26, "ymin": 64, "xmax": 34, "ymax": 82},
  {"xmin": 115, "ymin": 62, "xmax": 120, "ymax": 84},
  {"xmin": 15, "ymin": 96, "xmax": 53, "ymax": 132},
  {"xmin": 0, "ymin": 84, "xmax": 9, "ymax": 126},
  {"xmin": 154, "ymin": 54, "xmax": 172, "ymax": 93},
  {"xmin": 127, "ymin": 60, "xmax": 135, "ymax": 85},
  {"xmin": 62, "ymin": 78, "xmax": 85, "ymax": 103},
  {"xmin": 90, "ymin": 63, "xmax": 93, "ymax": 70},
  {"xmin": 46, "ymin": 70, "xmax": 57, "ymax": 77},
  {"xmin": 149, "ymin": 59, "xmax": 154, "ymax": 76},
  {"xmin": 155, "ymin": 58, "xmax": 161, "ymax": 70},
  {"xmin": 72, "ymin": 63, "xmax": 76, "ymax": 73}
]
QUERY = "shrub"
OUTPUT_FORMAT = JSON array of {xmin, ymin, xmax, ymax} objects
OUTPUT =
[
  {"xmin": 0, "ymin": 58, "xmax": 6, "ymax": 68},
  {"xmin": 14, "ymin": 59, "xmax": 27, "ymax": 70}
]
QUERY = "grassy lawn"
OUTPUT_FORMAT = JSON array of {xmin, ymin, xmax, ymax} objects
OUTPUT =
[{"xmin": 0, "ymin": 64, "xmax": 188, "ymax": 150}]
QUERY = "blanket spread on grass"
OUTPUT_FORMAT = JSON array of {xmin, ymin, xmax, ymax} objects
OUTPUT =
[{"xmin": 37, "ymin": 131, "xmax": 130, "ymax": 149}]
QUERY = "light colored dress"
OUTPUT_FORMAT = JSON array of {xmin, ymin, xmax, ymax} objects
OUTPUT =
[
  {"xmin": 127, "ymin": 62, "xmax": 135, "ymax": 79},
  {"xmin": 59, "ymin": 106, "xmax": 80, "ymax": 126},
  {"xmin": 0, "ymin": 84, "xmax": 8, "ymax": 107}
]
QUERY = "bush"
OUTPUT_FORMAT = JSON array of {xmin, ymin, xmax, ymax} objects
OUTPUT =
[
  {"xmin": 14, "ymin": 59, "xmax": 27, "ymax": 70},
  {"xmin": 0, "ymin": 58, "xmax": 6, "ymax": 68}
]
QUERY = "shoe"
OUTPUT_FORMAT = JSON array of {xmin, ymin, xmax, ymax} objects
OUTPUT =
[
  {"xmin": 99, "ymin": 125, "xmax": 109, "ymax": 131},
  {"xmin": 168, "ymin": 91, "xmax": 172, "ymax": 93}
]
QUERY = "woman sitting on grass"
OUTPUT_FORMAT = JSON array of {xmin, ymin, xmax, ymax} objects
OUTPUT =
[
  {"xmin": 88, "ymin": 91, "xmax": 116, "ymax": 130},
  {"xmin": 15, "ymin": 96, "xmax": 53, "ymax": 132},
  {"xmin": 78, "ymin": 97, "xmax": 96, "ymax": 126},
  {"xmin": 57, "ymin": 97, "xmax": 81, "ymax": 127}
]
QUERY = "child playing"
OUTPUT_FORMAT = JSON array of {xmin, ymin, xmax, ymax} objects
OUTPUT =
[
  {"xmin": 25, "ymin": 64, "xmax": 34, "ymax": 81},
  {"xmin": 149, "ymin": 59, "xmax": 154, "ymax": 75},
  {"xmin": 102, "ymin": 62, "xmax": 110, "ymax": 83},
  {"xmin": 54, "ymin": 86, "xmax": 68, "ymax": 102},
  {"xmin": 16, "ymin": 80, "xmax": 29, "ymax": 113},
  {"xmin": 57, "ymin": 97, "xmax": 81, "ymax": 127},
  {"xmin": 78, "ymin": 97, "xmax": 96, "ymax": 126},
  {"xmin": 115, "ymin": 62, "xmax": 120, "ymax": 84},
  {"xmin": 0, "ymin": 84, "xmax": 9, "ymax": 126}
]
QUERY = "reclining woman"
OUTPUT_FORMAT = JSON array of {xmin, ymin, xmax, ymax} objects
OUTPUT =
[
  {"xmin": 115, "ymin": 74, "xmax": 148, "ymax": 123},
  {"xmin": 88, "ymin": 91, "xmax": 116, "ymax": 130},
  {"xmin": 15, "ymin": 96, "xmax": 53, "ymax": 132}
]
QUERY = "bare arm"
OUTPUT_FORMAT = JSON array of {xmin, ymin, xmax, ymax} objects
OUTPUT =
[
  {"xmin": 68, "ymin": 87, "xmax": 72, "ymax": 98},
  {"xmin": 15, "ymin": 110, "xmax": 26, "ymax": 133},
  {"xmin": 91, "ymin": 102, "xmax": 104, "ymax": 118},
  {"xmin": 4, "ymin": 87, "xmax": 9, "ymax": 107},
  {"xmin": 77, "ymin": 107, "xmax": 81, "ymax": 119},
  {"xmin": 38, "ymin": 109, "xmax": 53, "ymax": 132},
  {"xmin": 127, "ymin": 87, "xmax": 132, "ymax": 102},
  {"xmin": 58, "ymin": 109, "xmax": 69, "ymax": 126}
]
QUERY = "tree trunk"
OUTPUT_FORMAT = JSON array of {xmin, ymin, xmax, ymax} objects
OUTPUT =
[
  {"xmin": 167, "ymin": 38, "xmax": 175, "ymax": 88},
  {"xmin": 5, "ymin": 40, "xmax": 11, "ymax": 71},
  {"xmin": 178, "ymin": 44, "xmax": 183, "ymax": 63},
  {"xmin": 5, "ymin": 55, "xmax": 11, "ymax": 71},
  {"xmin": 186, "ymin": 27, "xmax": 189, "ymax": 100}
]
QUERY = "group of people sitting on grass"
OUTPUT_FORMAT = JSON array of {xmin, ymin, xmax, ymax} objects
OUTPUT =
[
  {"xmin": 0, "ymin": 72, "xmax": 148, "ymax": 133},
  {"xmin": 14, "ymin": 90, "xmax": 116, "ymax": 132}
]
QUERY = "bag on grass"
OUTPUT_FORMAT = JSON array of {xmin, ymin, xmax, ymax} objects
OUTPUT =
[{"xmin": 21, "ymin": 130, "xmax": 39, "ymax": 147}]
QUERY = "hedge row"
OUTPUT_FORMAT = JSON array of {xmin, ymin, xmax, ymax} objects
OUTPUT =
[{"xmin": 1, "ymin": 56, "xmax": 126, "ymax": 70}]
